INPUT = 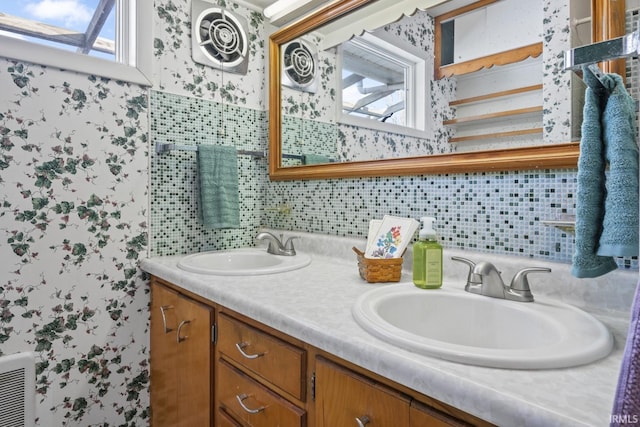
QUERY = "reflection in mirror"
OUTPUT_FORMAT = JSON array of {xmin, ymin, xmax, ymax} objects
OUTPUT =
[
  {"xmin": 341, "ymin": 36, "xmax": 411, "ymax": 128},
  {"xmin": 268, "ymin": 0, "xmax": 582, "ymax": 180},
  {"xmin": 280, "ymin": 5, "xmax": 451, "ymax": 166}
]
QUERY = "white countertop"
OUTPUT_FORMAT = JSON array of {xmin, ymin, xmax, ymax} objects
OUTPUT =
[{"xmin": 140, "ymin": 229, "xmax": 637, "ymax": 427}]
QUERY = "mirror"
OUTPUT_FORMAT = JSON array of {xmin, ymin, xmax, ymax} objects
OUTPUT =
[{"xmin": 269, "ymin": 0, "xmax": 584, "ymax": 180}]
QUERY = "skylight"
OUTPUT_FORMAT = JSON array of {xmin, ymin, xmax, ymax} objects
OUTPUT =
[{"xmin": 0, "ymin": 0, "xmax": 115, "ymax": 60}]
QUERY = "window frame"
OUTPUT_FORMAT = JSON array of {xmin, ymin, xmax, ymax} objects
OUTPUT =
[
  {"xmin": 337, "ymin": 33, "xmax": 428, "ymax": 139},
  {"xmin": 0, "ymin": 0, "xmax": 151, "ymax": 86}
]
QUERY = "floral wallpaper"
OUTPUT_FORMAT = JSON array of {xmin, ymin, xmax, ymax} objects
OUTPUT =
[{"xmin": 0, "ymin": 60, "xmax": 149, "ymax": 425}]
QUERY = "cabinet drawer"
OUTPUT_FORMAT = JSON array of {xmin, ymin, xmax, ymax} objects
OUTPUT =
[
  {"xmin": 217, "ymin": 408, "xmax": 242, "ymax": 427},
  {"xmin": 217, "ymin": 312, "xmax": 306, "ymax": 399},
  {"xmin": 217, "ymin": 359, "xmax": 306, "ymax": 427}
]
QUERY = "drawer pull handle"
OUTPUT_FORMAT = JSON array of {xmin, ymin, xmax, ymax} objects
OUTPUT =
[
  {"xmin": 236, "ymin": 393, "xmax": 265, "ymax": 414},
  {"xmin": 235, "ymin": 342, "xmax": 265, "ymax": 359},
  {"xmin": 176, "ymin": 320, "xmax": 190, "ymax": 343},
  {"xmin": 160, "ymin": 305, "xmax": 174, "ymax": 333},
  {"xmin": 356, "ymin": 415, "xmax": 370, "ymax": 427}
]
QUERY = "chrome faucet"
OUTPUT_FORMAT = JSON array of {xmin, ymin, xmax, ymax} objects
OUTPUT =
[
  {"xmin": 451, "ymin": 257, "xmax": 551, "ymax": 302},
  {"xmin": 256, "ymin": 232, "xmax": 298, "ymax": 256}
]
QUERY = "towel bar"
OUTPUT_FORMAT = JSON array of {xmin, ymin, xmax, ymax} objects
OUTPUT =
[
  {"xmin": 154, "ymin": 142, "xmax": 304, "ymax": 160},
  {"xmin": 564, "ymin": 30, "xmax": 639, "ymax": 71}
]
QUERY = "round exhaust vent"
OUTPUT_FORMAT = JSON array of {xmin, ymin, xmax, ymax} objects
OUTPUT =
[
  {"xmin": 282, "ymin": 40, "xmax": 318, "ymax": 93},
  {"xmin": 192, "ymin": 2, "xmax": 249, "ymax": 74}
]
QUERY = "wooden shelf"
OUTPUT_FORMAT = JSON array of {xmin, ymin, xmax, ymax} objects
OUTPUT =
[
  {"xmin": 436, "ymin": 42, "xmax": 543, "ymax": 79},
  {"xmin": 449, "ymin": 127, "xmax": 542, "ymax": 143},
  {"xmin": 443, "ymin": 106, "xmax": 543, "ymax": 127},
  {"xmin": 450, "ymin": 84, "xmax": 542, "ymax": 107},
  {"xmin": 443, "ymin": 65, "xmax": 543, "ymax": 144}
]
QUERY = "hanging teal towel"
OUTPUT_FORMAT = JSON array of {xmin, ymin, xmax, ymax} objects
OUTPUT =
[
  {"xmin": 597, "ymin": 72, "xmax": 639, "ymax": 257},
  {"xmin": 571, "ymin": 67, "xmax": 618, "ymax": 278},
  {"xmin": 198, "ymin": 145, "xmax": 240, "ymax": 229},
  {"xmin": 302, "ymin": 153, "xmax": 331, "ymax": 165}
]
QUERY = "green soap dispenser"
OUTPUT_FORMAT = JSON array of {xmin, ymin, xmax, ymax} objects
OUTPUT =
[{"xmin": 413, "ymin": 217, "xmax": 443, "ymax": 289}]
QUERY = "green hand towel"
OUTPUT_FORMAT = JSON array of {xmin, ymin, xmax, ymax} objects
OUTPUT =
[
  {"xmin": 198, "ymin": 145, "xmax": 240, "ymax": 229},
  {"xmin": 302, "ymin": 153, "xmax": 331, "ymax": 165}
]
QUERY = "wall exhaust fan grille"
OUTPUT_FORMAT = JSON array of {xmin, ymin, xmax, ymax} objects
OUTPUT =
[
  {"xmin": 192, "ymin": 1, "xmax": 249, "ymax": 74},
  {"xmin": 282, "ymin": 40, "xmax": 318, "ymax": 93},
  {"xmin": 0, "ymin": 352, "xmax": 35, "ymax": 427}
]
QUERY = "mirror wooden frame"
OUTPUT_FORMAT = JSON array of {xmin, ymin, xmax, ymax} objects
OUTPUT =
[{"xmin": 268, "ymin": 0, "xmax": 580, "ymax": 181}]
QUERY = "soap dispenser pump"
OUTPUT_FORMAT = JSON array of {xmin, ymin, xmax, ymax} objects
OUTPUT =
[{"xmin": 413, "ymin": 217, "xmax": 443, "ymax": 289}]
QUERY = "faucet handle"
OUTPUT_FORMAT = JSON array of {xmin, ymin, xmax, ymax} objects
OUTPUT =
[
  {"xmin": 508, "ymin": 267, "xmax": 551, "ymax": 301},
  {"xmin": 284, "ymin": 236, "xmax": 299, "ymax": 254},
  {"xmin": 451, "ymin": 257, "xmax": 482, "ymax": 288}
]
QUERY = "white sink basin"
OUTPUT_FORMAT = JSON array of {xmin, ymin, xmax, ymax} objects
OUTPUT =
[
  {"xmin": 177, "ymin": 248, "xmax": 311, "ymax": 276},
  {"xmin": 352, "ymin": 284, "xmax": 613, "ymax": 369}
]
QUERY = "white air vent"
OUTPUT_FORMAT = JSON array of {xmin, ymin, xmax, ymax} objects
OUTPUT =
[
  {"xmin": 192, "ymin": 1, "xmax": 249, "ymax": 74},
  {"xmin": 282, "ymin": 40, "xmax": 318, "ymax": 93},
  {"xmin": 0, "ymin": 352, "xmax": 35, "ymax": 427}
]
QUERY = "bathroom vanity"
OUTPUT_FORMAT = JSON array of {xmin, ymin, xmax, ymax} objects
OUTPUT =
[
  {"xmin": 149, "ymin": 275, "xmax": 490, "ymax": 427},
  {"xmin": 141, "ymin": 230, "xmax": 635, "ymax": 427}
]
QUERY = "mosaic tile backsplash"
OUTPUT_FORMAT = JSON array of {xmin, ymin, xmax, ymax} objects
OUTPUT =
[
  {"xmin": 150, "ymin": 90, "xmax": 637, "ymax": 270},
  {"xmin": 264, "ymin": 170, "xmax": 637, "ymax": 269},
  {"xmin": 150, "ymin": 91, "xmax": 269, "ymax": 256}
]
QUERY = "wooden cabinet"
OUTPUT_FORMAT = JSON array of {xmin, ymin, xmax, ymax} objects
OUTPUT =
[
  {"xmin": 149, "ymin": 276, "xmax": 492, "ymax": 427},
  {"xmin": 150, "ymin": 278, "xmax": 214, "ymax": 427}
]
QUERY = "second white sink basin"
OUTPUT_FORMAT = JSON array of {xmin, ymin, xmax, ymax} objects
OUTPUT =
[
  {"xmin": 352, "ymin": 284, "xmax": 613, "ymax": 369},
  {"xmin": 178, "ymin": 248, "xmax": 311, "ymax": 275}
]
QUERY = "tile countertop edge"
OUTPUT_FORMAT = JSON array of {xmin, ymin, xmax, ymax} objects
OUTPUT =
[{"xmin": 139, "ymin": 250, "xmax": 632, "ymax": 427}]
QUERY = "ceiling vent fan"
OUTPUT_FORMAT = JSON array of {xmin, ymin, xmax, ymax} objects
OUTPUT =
[
  {"xmin": 281, "ymin": 39, "xmax": 318, "ymax": 93},
  {"xmin": 192, "ymin": 1, "xmax": 249, "ymax": 74}
]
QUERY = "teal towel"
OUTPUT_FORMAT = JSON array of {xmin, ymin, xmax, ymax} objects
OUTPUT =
[
  {"xmin": 597, "ymin": 72, "xmax": 639, "ymax": 257},
  {"xmin": 571, "ymin": 67, "xmax": 618, "ymax": 278},
  {"xmin": 302, "ymin": 153, "xmax": 331, "ymax": 165},
  {"xmin": 198, "ymin": 145, "xmax": 240, "ymax": 229}
]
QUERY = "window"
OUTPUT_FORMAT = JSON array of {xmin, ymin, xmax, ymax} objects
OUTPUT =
[
  {"xmin": 338, "ymin": 33, "xmax": 426, "ymax": 137},
  {"xmin": 0, "ymin": 0, "xmax": 151, "ymax": 86}
]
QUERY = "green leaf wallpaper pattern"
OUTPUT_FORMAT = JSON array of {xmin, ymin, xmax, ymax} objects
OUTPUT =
[{"xmin": 0, "ymin": 57, "xmax": 150, "ymax": 425}]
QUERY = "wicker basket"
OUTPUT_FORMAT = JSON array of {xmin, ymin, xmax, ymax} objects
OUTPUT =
[{"xmin": 352, "ymin": 247, "xmax": 403, "ymax": 283}]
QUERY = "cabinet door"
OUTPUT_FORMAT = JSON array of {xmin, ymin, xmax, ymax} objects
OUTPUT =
[
  {"xmin": 176, "ymin": 291, "xmax": 213, "ymax": 427},
  {"xmin": 150, "ymin": 283, "xmax": 181, "ymax": 426},
  {"xmin": 315, "ymin": 357, "xmax": 410, "ymax": 427},
  {"xmin": 150, "ymin": 281, "xmax": 213, "ymax": 427},
  {"xmin": 410, "ymin": 400, "xmax": 473, "ymax": 427}
]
